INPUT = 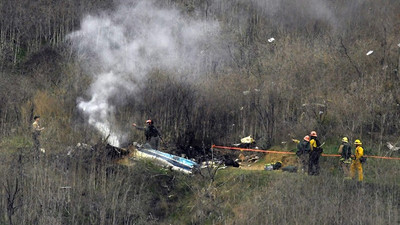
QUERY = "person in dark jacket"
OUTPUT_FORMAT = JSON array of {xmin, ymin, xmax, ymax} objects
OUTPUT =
[
  {"xmin": 308, "ymin": 131, "xmax": 323, "ymax": 175},
  {"xmin": 296, "ymin": 135, "xmax": 311, "ymax": 173},
  {"xmin": 132, "ymin": 120, "xmax": 161, "ymax": 149},
  {"xmin": 338, "ymin": 137, "xmax": 352, "ymax": 178}
]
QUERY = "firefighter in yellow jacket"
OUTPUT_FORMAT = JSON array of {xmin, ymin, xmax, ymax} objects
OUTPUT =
[
  {"xmin": 350, "ymin": 139, "xmax": 364, "ymax": 181},
  {"xmin": 308, "ymin": 131, "xmax": 323, "ymax": 175}
]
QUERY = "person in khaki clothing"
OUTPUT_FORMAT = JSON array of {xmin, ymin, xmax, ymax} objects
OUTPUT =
[
  {"xmin": 32, "ymin": 116, "xmax": 44, "ymax": 154},
  {"xmin": 338, "ymin": 137, "xmax": 352, "ymax": 178},
  {"xmin": 350, "ymin": 139, "xmax": 364, "ymax": 181}
]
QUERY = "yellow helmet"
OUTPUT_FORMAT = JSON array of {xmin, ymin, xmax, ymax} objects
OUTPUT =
[
  {"xmin": 354, "ymin": 139, "xmax": 362, "ymax": 145},
  {"xmin": 342, "ymin": 137, "xmax": 348, "ymax": 143}
]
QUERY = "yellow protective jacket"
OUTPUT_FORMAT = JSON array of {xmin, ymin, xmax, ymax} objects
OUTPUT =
[
  {"xmin": 310, "ymin": 139, "xmax": 316, "ymax": 149},
  {"xmin": 354, "ymin": 146, "xmax": 364, "ymax": 160},
  {"xmin": 310, "ymin": 139, "xmax": 320, "ymax": 150}
]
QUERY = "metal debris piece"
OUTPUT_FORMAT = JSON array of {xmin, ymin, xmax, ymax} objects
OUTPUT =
[
  {"xmin": 268, "ymin": 38, "xmax": 275, "ymax": 42},
  {"xmin": 366, "ymin": 50, "xmax": 373, "ymax": 56}
]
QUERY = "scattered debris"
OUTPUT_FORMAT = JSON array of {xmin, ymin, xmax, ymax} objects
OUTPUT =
[
  {"xmin": 40, "ymin": 148, "xmax": 46, "ymax": 153},
  {"xmin": 241, "ymin": 136, "xmax": 255, "ymax": 144},
  {"xmin": 201, "ymin": 160, "xmax": 223, "ymax": 169},
  {"xmin": 366, "ymin": 50, "xmax": 374, "ymax": 56},
  {"xmin": 398, "ymin": 43, "xmax": 400, "ymax": 48},
  {"xmin": 224, "ymin": 158, "xmax": 239, "ymax": 167},
  {"xmin": 386, "ymin": 142, "xmax": 400, "ymax": 156},
  {"xmin": 135, "ymin": 145, "xmax": 198, "ymax": 173},
  {"xmin": 264, "ymin": 161, "xmax": 282, "ymax": 171},
  {"xmin": 387, "ymin": 142, "xmax": 400, "ymax": 152},
  {"xmin": 76, "ymin": 143, "xmax": 92, "ymax": 149},
  {"xmin": 247, "ymin": 155, "xmax": 259, "ymax": 163},
  {"xmin": 68, "ymin": 142, "xmax": 129, "ymax": 161},
  {"xmin": 238, "ymin": 153, "xmax": 246, "ymax": 162},
  {"xmin": 235, "ymin": 154, "xmax": 259, "ymax": 163},
  {"xmin": 268, "ymin": 38, "xmax": 275, "ymax": 42},
  {"xmin": 282, "ymin": 166, "xmax": 298, "ymax": 173}
]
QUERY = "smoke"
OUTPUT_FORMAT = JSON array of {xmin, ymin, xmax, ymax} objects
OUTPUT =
[{"xmin": 69, "ymin": 0, "xmax": 219, "ymax": 146}]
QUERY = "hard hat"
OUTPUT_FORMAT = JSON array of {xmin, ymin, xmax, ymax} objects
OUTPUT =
[
  {"xmin": 304, "ymin": 135, "xmax": 310, "ymax": 142},
  {"xmin": 310, "ymin": 131, "xmax": 317, "ymax": 137},
  {"xmin": 354, "ymin": 139, "xmax": 362, "ymax": 145},
  {"xmin": 146, "ymin": 120, "xmax": 152, "ymax": 124},
  {"xmin": 342, "ymin": 137, "xmax": 348, "ymax": 143}
]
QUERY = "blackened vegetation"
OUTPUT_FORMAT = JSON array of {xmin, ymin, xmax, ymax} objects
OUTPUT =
[{"xmin": 67, "ymin": 142, "xmax": 130, "ymax": 164}]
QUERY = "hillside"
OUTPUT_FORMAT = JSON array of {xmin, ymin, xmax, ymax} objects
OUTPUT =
[{"xmin": 0, "ymin": 0, "xmax": 400, "ymax": 224}]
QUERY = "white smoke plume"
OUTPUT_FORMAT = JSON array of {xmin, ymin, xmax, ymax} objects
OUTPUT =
[{"xmin": 69, "ymin": 0, "xmax": 219, "ymax": 146}]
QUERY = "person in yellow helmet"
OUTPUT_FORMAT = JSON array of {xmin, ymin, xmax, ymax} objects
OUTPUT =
[
  {"xmin": 308, "ymin": 131, "xmax": 323, "ymax": 175},
  {"xmin": 350, "ymin": 139, "xmax": 364, "ymax": 181},
  {"xmin": 338, "ymin": 137, "xmax": 352, "ymax": 178}
]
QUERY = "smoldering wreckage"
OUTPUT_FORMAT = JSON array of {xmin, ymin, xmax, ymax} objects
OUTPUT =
[
  {"xmin": 57, "ymin": 128, "xmax": 400, "ymax": 178},
  {"xmin": 63, "ymin": 134, "xmax": 307, "ymax": 175}
]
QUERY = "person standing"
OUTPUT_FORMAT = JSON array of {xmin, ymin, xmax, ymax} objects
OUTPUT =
[
  {"xmin": 338, "ymin": 137, "xmax": 352, "ymax": 178},
  {"xmin": 350, "ymin": 139, "xmax": 364, "ymax": 181},
  {"xmin": 296, "ymin": 135, "xmax": 311, "ymax": 173},
  {"xmin": 32, "ymin": 116, "xmax": 44, "ymax": 155},
  {"xmin": 132, "ymin": 120, "xmax": 161, "ymax": 149},
  {"xmin": 308, "ymin": 131, "xmax": 323, "ymax": 175}
]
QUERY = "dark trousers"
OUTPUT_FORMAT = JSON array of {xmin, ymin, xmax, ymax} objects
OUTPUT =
[
  {"xmin": 147, "ymin": 136, "xmax": 160, "ymax": 150},
  {"xmin": 32, "ymin": 133, "xmax": 41, "ymax": 161},
  {"xmin": 308, "ymin": 151, "xmax": 321, "ymax": 175},
  {"xmin": 297, "ymin": 154, "xmax": 309, "ymax": 173},
  {"xmin": 33, "ymin": 134, "xmax": 40, "ymax": 151}
]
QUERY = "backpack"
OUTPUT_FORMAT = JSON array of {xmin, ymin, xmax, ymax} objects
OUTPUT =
[{"xmin": 341, "ymin": 143, "xmax": 352, "ymax": 159}]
